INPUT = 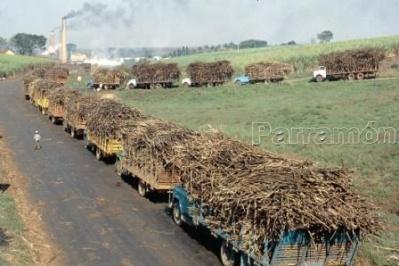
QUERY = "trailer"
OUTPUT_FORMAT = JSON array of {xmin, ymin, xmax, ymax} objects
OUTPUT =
[
  {"xmin": 116, "ymin": 154, "xmax": 181, "ymax": 197},
  {"xmin": 129, "ymin": 62, "xmax": 181, "ymax": 89},
  {"xmin": 170, "ymin": 186, "xmax": 360, "ymax": 266},
  {"xmin": 127, "ymin": 78, "xmax": 178, "ymax": 89},
  {"xmin": 47, "ymin": 102, "xmax": 65, "ymax": 124},
  {"xmin": 63, "ymin": 116, "xmax": 86, "ymax": 139},
  {"xmin": 31, "ymin": 88, "xmax": 50, "ymax": 115},
  {"xmin": 234, "ymin": 62, "xmax": 293, "ymax": 85},
  {"xmin": 181, "ymin": 77, "xmax": 228, "ymax": 87},
  {"xmin": 84, "ymin": 131, "xmax": 123, "ymax": 161},
  {"xmin": 90, "ymin": 69, "xmax": 126, "ymax": 91}
]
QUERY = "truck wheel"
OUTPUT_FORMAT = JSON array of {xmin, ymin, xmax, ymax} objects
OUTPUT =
[
  {"xmin": 220, "ymin": 241, "xmax": 235, "ymax": 266},
  {"xmin": 129, "ymin": 84, "xmax": 135, "ymax": 90},
  {"xmin": 138, "ymin": 180, "xmax": 147, "ymax": 197},
  {"xmin": 348, "ymin": 73, "xmax": 355, "ymax": 80},
  {"xmin": 357, "ymin": 73, "xmax": 365, "ymax": 80},
  {"xmin": 95, "ymin": 148, "xmax": 102, "ymax": 161},
  {"xmin": 172, "ymin": 201, "xmax": 183, "ymax": 226},
  {"xmin": 315, "ymin": 75, "xmax": 323, "ymax": 82},
  {"xmin": 182, "ymin": 82, "xmax": 189, "ymax": 88}
]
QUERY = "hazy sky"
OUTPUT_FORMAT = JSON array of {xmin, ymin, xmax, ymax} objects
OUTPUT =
[{"xmin": 0, "ymin": 0, "xmax": 398, "ymax": 48}]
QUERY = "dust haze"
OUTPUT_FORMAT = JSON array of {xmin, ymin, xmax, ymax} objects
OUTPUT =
[{"xmin": 1, "ymin": 0, "xmax": 398, "ymax": 48}]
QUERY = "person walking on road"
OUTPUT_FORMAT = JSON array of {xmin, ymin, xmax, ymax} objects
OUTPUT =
[{"xmin": 33, "ymin": 130, "xmax": 41, "ymax": 150}]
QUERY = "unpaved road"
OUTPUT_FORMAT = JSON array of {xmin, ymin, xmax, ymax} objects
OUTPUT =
[{"xmin": 0, "ymin": 80, "xmax": 220, "ymax": 266}]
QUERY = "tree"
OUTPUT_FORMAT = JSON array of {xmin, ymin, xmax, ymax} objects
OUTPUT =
[
  {"xmin": 317, "ymin": 30, "xmax": 333, "ymax": 43},
  {"xmin": 0, "ymin": 37, "xmax": 7, "ymax": 50},
  {"xmin": 10, "ymin": 33, "xmax": 46, "ymax": 55},
  {"xmin": 239, "ymin": 39, "xmax": 268, "ymax": 49}
]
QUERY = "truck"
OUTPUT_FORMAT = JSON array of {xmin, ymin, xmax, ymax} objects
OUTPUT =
[
  {"xmin": 312, "ymin": 65, "xmax": 378, "ymax": 82},
  {"xmin": 116, "ymin": 153, "xmax": 181, "ymax": 197},
  {"xmin": 129, "ymin": 62, "xmax": 180, "ymax": 89},
  {"xmin": 234, "ymin": 62, "xmax": 293, "ymax": 85},
  {"xmin": 183, "ymin": 61, "xmax": 234, "ymax": 87},
  {"xmin": 313, "ymin": 48, "xmax": 384, "ymax": 82},
  {"xmin": 170, "ymin": 186, "xmax": 361, "ymax": 266},
  {"xmin": 84, "ymin": 131, "xmax": 123, "ymax": 161},
  {"xmin": 90, "ymin": 68, "xmax": 126, "ymax": 90}
]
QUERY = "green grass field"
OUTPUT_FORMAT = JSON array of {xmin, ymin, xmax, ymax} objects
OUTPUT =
[
  {"xmin": 0, "ymin": 54, "xmax": 54, "ymax": 77},
  {"xmin": 118, "ymin": 75, "xmax": 399, "ymax": 265},
  {"xmin": 168, "ymin": 35, "xmax": 399, "ymax": 74}
]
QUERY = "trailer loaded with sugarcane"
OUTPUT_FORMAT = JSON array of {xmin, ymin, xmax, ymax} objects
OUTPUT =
[
  {"xmin": 47, "ymin": 88, "xmax": 80, "ymax": 124},
  {"xmin": 313, "ymin": 48, "xmax": 385, "ymax": 82},
  {"xmin": 128, "ymin": 62, "xmax": 181, "ymax": 89},
  {"xmin": 182, "ymin": 61, "xmax": 234, "ymax": 87}
]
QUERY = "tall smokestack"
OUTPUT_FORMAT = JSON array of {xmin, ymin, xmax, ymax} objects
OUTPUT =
[{"xmin": 59, "ymin": 18, "xmax": 67, "ymax": 63}]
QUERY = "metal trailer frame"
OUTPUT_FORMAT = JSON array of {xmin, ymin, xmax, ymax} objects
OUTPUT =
[{"xmin": 170, "ymin": 186, "xmax": 360, "ymax": 266}]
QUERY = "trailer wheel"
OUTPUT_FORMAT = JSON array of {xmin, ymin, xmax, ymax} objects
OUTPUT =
[
  {"xmin": 172, "ymin": 201, "xmax": 183, "ymax": 226},
  {"xmin": 357, "ymin": 73, "xmax": 365, "ymax": 80},
  {"xmin": 348, "ymin": 73, "xmax": 355, "ymax": 80},
  {"xmin": 95, "ymin": 148, "xmax": 102, "ymax": 161},
  {"xmin": 138, "ymin": 180, "xmax": 147, "ymax": 197},
  {"xmin": 315, "ymin": 75, "xmax": 323, "ymax": 82},
  {"xmin": 220, "ymin": 241, "xmax": 235, "ymax": 266}
]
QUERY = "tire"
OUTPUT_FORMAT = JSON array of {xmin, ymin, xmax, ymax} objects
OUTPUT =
[
  {"xmin": 182, "ymin": 82, "xmax": 189, "ymax": 88},
  {"xmin": 315, "ymin": 75, "xmax": 323, "ymax": 82},
  {"xmin": 51, "ymin": 116, "xmax": 56, "ymax": 124},
  {"xmin": 234, "ymin": 80, "xmax": 241, "ymax": 86},
  {"xmin": 172, "ymin": 201, "xmax": 183, "ymax": 226},
  {"xmin": 220, "ymin": 241, "xmax": 235, "ymax": 266},
  {"xmin": 348, "ymin": 73, "xmax": 355, "ymax": 80},
  {"xmin": 357, "ymin": 73, "xmax": 365, "ymax": 80},
  {"xmin": 95, "ymin": 148, "xmax": 102, "ymax": 161},
  {"xmin": 129, "ymin": 84, "xmax": 135, "ymax": 90},
  {"xmin": 138, "ymin": 180, "xmax": 147, "ymax": 197}
]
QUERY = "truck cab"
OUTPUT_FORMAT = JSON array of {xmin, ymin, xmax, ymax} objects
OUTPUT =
[
  {"xmin": 181, "ymin": 78, "xmax": 192, "ymax": 87},
  {"xmin": 170, "ymin": 186, "xmax": 360, "ymax": 266},
  {"xmin": 127, "ymin": 79, "xmax": 137, "ymax": 89},
  {"xmin": 233, "ymin": 75, "xmax": 251, "ymax": 86},
  {"xmin": 313, "ymin": 66, "xmax": 327, "ymax": 82}
]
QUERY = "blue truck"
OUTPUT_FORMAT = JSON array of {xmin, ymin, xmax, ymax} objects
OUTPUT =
[{"xmin": 170, "ymin": 185, "xmax": 361, "ymax": 266}]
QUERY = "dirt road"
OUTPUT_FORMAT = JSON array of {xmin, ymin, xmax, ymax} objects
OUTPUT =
[{"xmin": 0, "ymin": 80, "xmax": 220, "ymax": 266}]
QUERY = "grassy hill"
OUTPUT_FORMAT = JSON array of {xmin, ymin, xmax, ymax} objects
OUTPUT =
[
  {"xmin": 168, "ymin": 35, "xmax": 399, "ymax": 74},
  {"xmin": 0, "ymin": 54, "xmax": 54, "ymax": 77}
]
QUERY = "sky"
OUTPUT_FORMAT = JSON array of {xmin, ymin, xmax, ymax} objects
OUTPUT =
[{"xmin": 0, "ymin": 0, "xmax": 398, "ymax": 48}]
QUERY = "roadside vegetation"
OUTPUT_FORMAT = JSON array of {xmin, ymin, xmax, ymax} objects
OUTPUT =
[
  {"xmin": 118, "ymin": 73, "xmax": 399, "ymax": 265},
  {"xmin": 169, "ymin": 35, "xmax": 399, "ymax": 74},
  {"xmin": 0, "ymin": 54, "xmax": 54, "ymax": 77},
  {"xmin": 0, "ymin": 141, "xmax": 35, "ymax": 265}
]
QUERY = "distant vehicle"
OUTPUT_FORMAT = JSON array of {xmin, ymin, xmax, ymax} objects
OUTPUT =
[
  {"xmin": 170, "ymin": 185, "xmax": 361, "ymax": 266},
  {"xmin": 233, "ymin": 75, "xmax": 250, "ymax": 85},
  {"xmin": 313, "ymin": 65, "xmax": 378, "ymax": 82},
  {"xmin": 181, "ymin": 78, "xmax": 192, "ymax": 87},
  {"xmin": 314, "ymin": 48, "xmax": 384, "ymax": 82}
]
